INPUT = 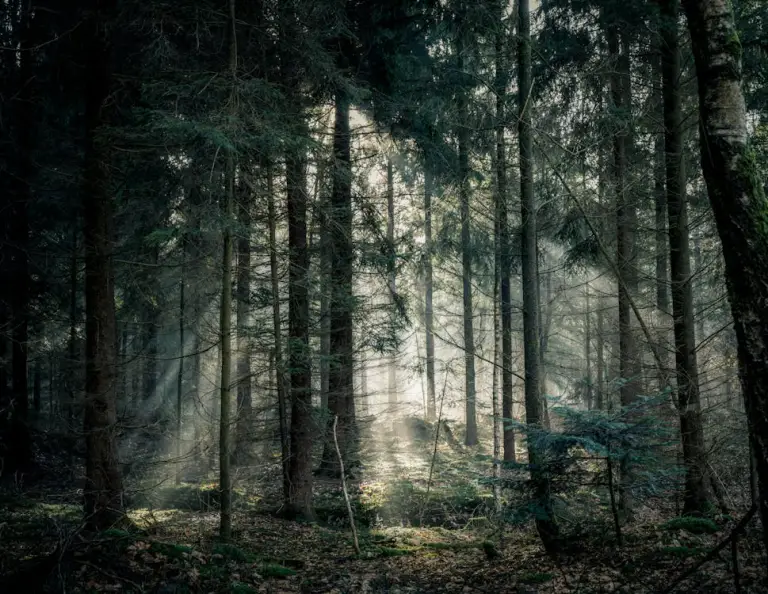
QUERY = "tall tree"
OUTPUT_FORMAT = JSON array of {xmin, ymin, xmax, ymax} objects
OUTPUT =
[
  {"xmin": 683, "ymin": 0, "xmax": 768, "ymax": 553},
  {"xmin": 519, "ymin": 0, "xmax": 558, "ymax": 551},
  {"xmin": 659, "ymin": 0, "xmax": 711, "ymax": 515},
  {"xmin": 218, "ymin": 0, "xmax": 239, "ymax": 541},
  {"xmin": 81, "ymin": 0, "xmax": 124, "ymax": 530},
  {"xmin": 320, "ymin": 90, "xmax": 356, "ymax": 473},
  {"xmin": 234, "ymin": 175, "xmax": 253, "ymax": 464},
  {"xmin": 496, "ymin": 0, "xmax": 515, "ymax": 462},
  {"xmin": 424, "ymin": 170, "xmax": 436, "ymax": 421},
  {"xmin": 607, "ymin": 16, "xmax": 640, "ymax": 518},
  {"xmin": 282, "ymin": 0, "xmax": 314, "ymax": 516},
  {"xmin": 456, "ymin": 5, "xmax": 477, "ymax": 446},
  {"xmin": 387, "ymin": 156, "xmax": 398, "ymax": 408}
]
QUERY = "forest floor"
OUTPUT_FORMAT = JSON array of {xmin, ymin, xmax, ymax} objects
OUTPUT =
[{"xmin": 1, "ymin": 418, "xmax": 766, "ymax": 593}]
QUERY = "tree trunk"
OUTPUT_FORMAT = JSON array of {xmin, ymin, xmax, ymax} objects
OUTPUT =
[
  {"xmin": 81, "ymin": 0, "xmax": 123, "ymax": 531},
  {"xmin": 596, "ymin": 293, "xmax": 605, "ymax": 411},
  {"xmin": 457, "ymin": 26, "xmax": 477, "ymax": 447},
  {"xmin": 67, "ymin": 227, "xmax": 78, "ymax": 426},
  {"xmin": 496, "ymin": 0, "xmax": 515, "ymax": 461},
  {"xmin": 519, "ymin": 0, "xmax": 559, "ymax": 551},
  {"xmin": 654, "ymin": 50, "xmax": 671, "ymax": 396},
  {"xmin": 608, "ymin": 22, "xmax": 639, "ymax": 518},
  {"xmin": 266, "ymin": 161, "xmax": 290, "ymax": 501},
  {"xmin": 682, "ymin": 0, "xmax": 768, "ymax": 553},
  {"xmin": 424, "ymin": 170, "xmax": 436, "ymax": 421},
  {"xmin": 218, "ymin": 0, "xmax": 237, "ymax": 541},
  {"xmin": 319, "ymin": 258, "xmax": 331, "ymax": 412},
  {"xmin": 659, "ymin": 0, "xmax": 711, "ymax": 515},
  {"xmin": 585, "ymin": 285, "xmax": 592, "ymax": 410},
  {"xmin": 387, "ymin": 157, "xmax": 398, "ymax": 409},
  {"xmin": 234, "ymin": 173, "xmax": 253, "ymax": 464},
  {"xmin": 320, "ymin": 92, "xmax": 356, "ymax": 475},
  {"xmin": 7, "ymin": 0, "xmax": 34, "ymax": 470},
  {"xmin": 176, "ymin": 259, "xmax": 185, "ymax": 485},
  {"xmin": 33, "ymin": 358, "xmax": 41, "ymax": 414}
]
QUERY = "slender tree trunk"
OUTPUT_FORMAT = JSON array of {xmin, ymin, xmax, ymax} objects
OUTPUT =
[
  {"xmin": 496, "ymin": 0, "xmax": 515, "ymax": 461},
  {"xmin": 386, "ymin": 157, "xmax": 398, "ymax": 409},
  {"xmin": 267, "ymin": 161, "xmax": 290, "ymax": 501},
  {"xmin": 320, "ymin": 92, "xmax": 356, "ymax": 474},
  {"xmin": 33, "ymin": 358, "xmax": 41, "ymax": 414},
  {"xmin": 81, "ymin": 0, "xmax": 123, "ymax": 530},
  {"xmin": 660, "ymin": 0, "xmax": 711, "ymax": 515},
  {"xmin": 608, "ymin": 22, "xmax": 639, "ymax": 518},
  {"xmin": 8, "ymin": 0, "xmax": 34, "ymax": 470},
  {"xmin": 682, "ymin": 0, "xmax": 768, "ymax": 554},
  {"xmin": 519, "ymin": 0, "xmax": 559, "ymax": 551},
  {"xmin": 424, "ymin": 170, "xmax": 436, "ymax": 421},
  {"xmin": 319, "ymin": 258, "xmax": 331, "ymax": 412},
  {"xmin": 285, "ymin": 143, "xmax": 313, "ymax": 518},
  {"xmin": 457, "ymin": 25, "xmax": 477, "ymax": 446},
  {"xmin": 280, "ymin": 0, "xmax": 314, "ymax": 516},
  {"xmin": 66, "ymin": 228, "xmax": 79, "ymax": 426},
  {"xmin": 654, "ymin": 51, "xmax": 671, "ymax": 396},
  {"xmin": 585, "ymin": 285, "xmax": 592, "ymax": 410},
  {"xmin": 596, "ymin": 294, "xmax": 605, "ymax": 411},
  {"xmin": 175, "ymin": 258, "xmax": 185, "ymax": 485},
  {"xmin": 218, "ymin": 0, "xmax": 238, "ymax": 541},
  {"xmin": 234, "ymin": 174, "xmax": 253, "ymax": 464}
]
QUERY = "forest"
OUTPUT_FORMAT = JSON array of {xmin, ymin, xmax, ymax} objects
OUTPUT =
[{"xmin": 1, "ymin": 0, "xmax": 767, "ymax": 592}]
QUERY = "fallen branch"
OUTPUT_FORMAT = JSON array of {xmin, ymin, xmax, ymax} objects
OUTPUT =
[
  {"xmin": 661, "ymin": 505, "xmax": 756, "ymax": 594},
  {"xmin": 332, "ymin": 415, "xmax": 360, "ymax": 556}
]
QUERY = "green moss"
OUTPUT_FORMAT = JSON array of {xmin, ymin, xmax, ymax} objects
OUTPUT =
[
  {"xmin": 261, "ymin": 562, "xmax": 297, "ymax": 578},
  {"xmin": 149, "ymin": 541, "xmax": 193, "ymax": 560},
  {"xmin": 423, "ymin": 541, "xmax": 475, "ymax": 551},
  {"xmin": 377, "ymin": 546, "xmax": 412, "ymax": 557},
  {"xmin": 519, "ymin": 571, "xmax": 555, "ymax": 585},
  {"xmin": 725, "ymin": 28, "xmax": 743, "ymax": 62},
  {"xmin": 231, "ymin": 583, "xmax": 258, "ymax": 594},
  {"xmin": 100, "ymin": 528, "xmax": 133, "ymax": 539},
  {"xmin": 661, "ymin": 516, "xmax": 719, "ymax": 535},
  {"xmin": 212, "ymin": 543, "xmax": 255, "ymax": 563}
]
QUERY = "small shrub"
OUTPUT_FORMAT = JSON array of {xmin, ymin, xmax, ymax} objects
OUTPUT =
[
  {"xmin": 150, "ymin": 541, "xmax": 193, "ymax": 560},
  {"xmin": 261, "ymin": 562, "xmax": 297, "ymax": 578},
  {"xmin": 661, "ymin": 516, "xmax": 719, "ymax": 535},
  {"xmin": 212, "ymin": 543, "xmax": 255, "ymax": 563}
]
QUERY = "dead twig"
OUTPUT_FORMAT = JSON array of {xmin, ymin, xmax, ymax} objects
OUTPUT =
[{"xmin": 332, "ymin": 415, "xmax": 360, "ymax": 556}]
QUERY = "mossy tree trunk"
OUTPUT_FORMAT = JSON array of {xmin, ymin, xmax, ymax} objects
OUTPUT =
[{"xmin": 683, "ymin": 0, "xmax": 768, "ymax": 553}]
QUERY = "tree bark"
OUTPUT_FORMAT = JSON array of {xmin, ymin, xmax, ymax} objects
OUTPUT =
[
  {"xmin": 683, "ymin": 0, "xmax": 768, "ymax": 554},
  {"xmin": 519, "ymin": 0, "xmax": 558, "ymax": 551},
  {"xmin": 424, "ymin": 170, "xmax": 436, "ymax": 422},
  {"xmin": 457, "ymin": 23, "xmax": 477, "ymax": 447},
  {"xmin": 496, "ymin": 0, "xmax": 515, "ymax": 461},
  {"xmin": 218, "ymin": 0, "xmax": 238, "ymax": 541},
  {"xmin": 234, "ymin": 173, "xmax": 253, "ymax": 464},
  {"xmin": 319, "ymin": 92, "xmax": 356, "ymax": 475},
  {"xmin": 387, "ymin": 157, "xmax": 398, "ymax": 409},
  {"xmin": 608, "ymin": 21, "xmax": 639, "ymax": 518},
  {"xmin": 659, "ymin": 0, "xmax": 711, "ymax": 515},
  {"xmin": 266, "ymin": 161, "xmax": 290, "ymax": 501},
  {"xmin": 81, "ymin": 0, "xmax": 123, "ymax": 531}
]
